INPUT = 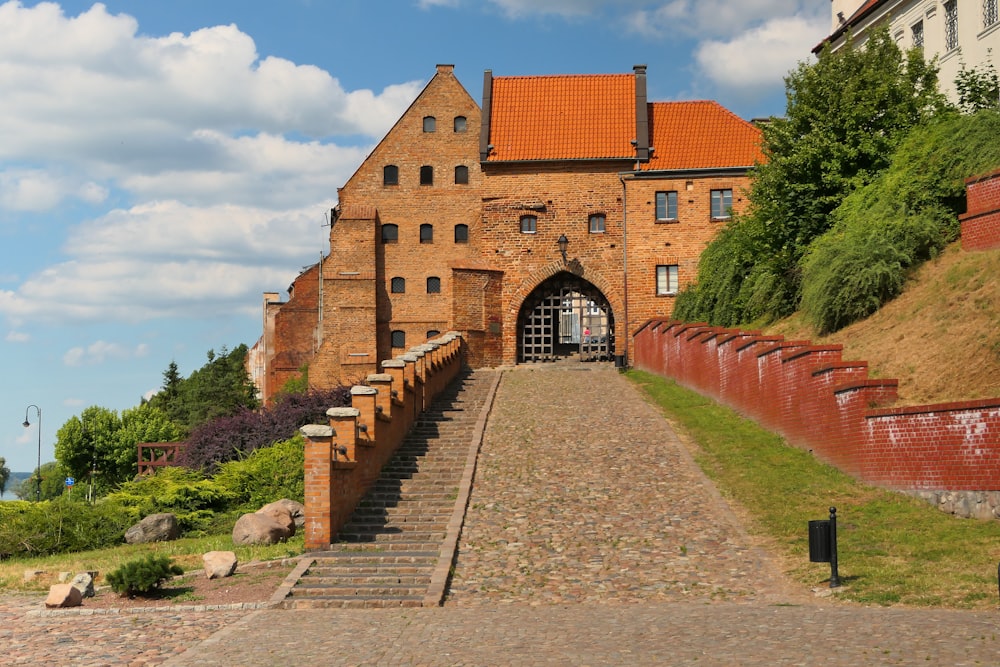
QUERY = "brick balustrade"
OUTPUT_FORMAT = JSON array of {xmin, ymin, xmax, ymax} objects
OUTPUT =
[
  {"xmin": 300, "ymin": 332, "xmax": 466, "ymax": 550},
  {"xmin": 633, "ymin": 320, "xmax": 1000, "ymax": 492},
  {"xmin": 960, "ymin": 167, "xmax": 1000, "ymax": 251}
]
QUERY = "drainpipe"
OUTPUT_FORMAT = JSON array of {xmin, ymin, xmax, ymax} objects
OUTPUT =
[{"xmin": 619, "ymin": 173, "xmax": 630, "ymax": 367}]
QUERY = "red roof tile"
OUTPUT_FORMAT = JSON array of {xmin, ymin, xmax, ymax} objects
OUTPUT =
[
  {"xmin": 487, "ymin": 73, "xmax": 635, "ymax": 161},
  {"xmin": 640, "ymin": 101, "xmax": 763, "ymax": 171}
]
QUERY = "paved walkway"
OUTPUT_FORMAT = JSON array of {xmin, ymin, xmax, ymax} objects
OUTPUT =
[{"xmin": 4, "ymin": 365, "xmax": 1000, "ymax": 665}]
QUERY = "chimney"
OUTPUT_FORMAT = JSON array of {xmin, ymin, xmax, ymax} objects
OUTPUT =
[{"xmin": 633, "ymin": 65, "xmax": 650, "ymax": 163}]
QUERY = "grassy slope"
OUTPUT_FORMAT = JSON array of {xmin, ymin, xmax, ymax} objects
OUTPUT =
[{"xmin": 769, "ymin": 241, "xmax": 1000, "ymax": 405}]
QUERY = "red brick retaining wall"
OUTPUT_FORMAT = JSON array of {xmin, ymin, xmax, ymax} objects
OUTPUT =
[
  {"xmin": 961, "ymin": 168, "xmax": 1000, "ymax": 251},
  {"xmin": 633, "ymin": 320, "xmax": 1000, "ymax": 491}
]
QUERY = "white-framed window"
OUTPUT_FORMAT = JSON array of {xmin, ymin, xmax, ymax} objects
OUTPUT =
[
  {"xmin": 656, "ymin": 265, "xmax": 679, "ymax": 295},
  {"xmin": 911, "ymin": 20, "xmax": 924, "ymax": 48},
  {"xmin": 944, "ymin": 0, "xmax": 958, "ymax": 50},
  {"xmin": 711, "ymin": 189, "xmax": 733, "ymax": 219},
  {"xmin": 520, "ymin": 215, "xmax": 537, "ymax": 234},
  {"xmin": 589, "ymin": 213, "xmax": 606, "ymax": 233},
  {"xmin": 985, "ymin": 0, "xmax": 998, "ymax": 28},
  {"xmin": 656, "ymin": 191, "xmax": 678, "ymax": 221}
]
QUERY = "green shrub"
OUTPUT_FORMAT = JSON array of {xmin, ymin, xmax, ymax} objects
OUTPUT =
[
  {"xmin": 104, "ymin": 466, "xmax": 235, "ymax": 534},
  {"xmin": 800, "ymin": 111, "xmax": 1000, "ymax": 333},
  {"xmin": 212, "ymin": 434, "xmax": 305, "ymax": 510},
  {"xmin": 106, "ymin": 554, "xmax": 183, "ymax": 597},
  {"xmin": 0, "ymin": 496, "xmax": 133, "ymax": 558}
]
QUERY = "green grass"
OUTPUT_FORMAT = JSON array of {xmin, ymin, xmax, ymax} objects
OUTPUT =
[
  {"xmin": 627, "ymin": 369, "xmax": 1000, "ymax": 609},
  {"xmin": 0, "ymin": 533, "xmax": 304, "ymax": 593}
]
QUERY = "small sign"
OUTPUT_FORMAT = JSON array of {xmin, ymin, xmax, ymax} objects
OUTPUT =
[{"xmin": 65, "ymin": 477, "xmax": 75, "ymax": 487}]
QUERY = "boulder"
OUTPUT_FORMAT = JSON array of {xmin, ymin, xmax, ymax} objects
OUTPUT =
[
  {"xmin": 232, "ymin": 512, "xmax": 293, "ymax": 546},
  {"xmin": 71, "ymin": 571, "xmax": 97, "ymax": 598},
  {"xmin": 260, "ymin": 499, "xmax": 306, "ymax": 529},
  {"xmin": 203, "ymin": 551, "xmax": 238, "ymax": 580},
  {"xmin": 125, "ymin": 512, "xmax": 180, "ymax": 544},
  {"xmin": 256, "ymin": 505, "xmax": 295, "ymax": 536},
  {"xmin": 45, "ymin": 583, "xmax": 82, "ymax": 609}
]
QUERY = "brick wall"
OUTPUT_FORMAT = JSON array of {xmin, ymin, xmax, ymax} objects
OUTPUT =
[
  {"xmin": 634, "ymin": 320, "xmax": 1000, "ymax": 492},
  {"xmin": 960, "ymin": 168, "xmax": 1000, "ymax": 251}
]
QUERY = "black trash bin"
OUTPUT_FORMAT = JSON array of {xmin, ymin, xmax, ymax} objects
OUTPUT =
[
  {"xmin": 614, "ymin": 354, "xmax": 627, "ymax": 369},
  {"xmin": 808, "ymin": 519, "xmax": 832, "ymax": 563}
]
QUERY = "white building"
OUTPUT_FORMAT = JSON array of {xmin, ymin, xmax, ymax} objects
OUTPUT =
[{"xmin": 819, "ymin": 0, "xmax": 1000, "ymax": 101}]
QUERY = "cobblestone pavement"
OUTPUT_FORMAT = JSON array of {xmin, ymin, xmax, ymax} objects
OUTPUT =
[{"xmin": 5, "ymin": 365, "xmax": 1000, "ymax": 665}]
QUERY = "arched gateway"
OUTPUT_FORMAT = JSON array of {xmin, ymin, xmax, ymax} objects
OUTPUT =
[{"xmin": 517, "ymin": 272, "xmax": 614, "ymax": 363}]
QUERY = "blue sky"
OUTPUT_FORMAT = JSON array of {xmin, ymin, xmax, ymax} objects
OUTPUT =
[{"xmin": 0, "ymin": 0, "xmax": 829, "ymax": 473}]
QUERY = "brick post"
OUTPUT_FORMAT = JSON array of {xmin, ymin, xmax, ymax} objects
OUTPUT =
[
  {"xmin": 351, "ymin": 385, "xmax": 378, "ymax": 447},
  {"xmin": 301, "ymin": 424, "xmax": 334, "ymax": 551}
]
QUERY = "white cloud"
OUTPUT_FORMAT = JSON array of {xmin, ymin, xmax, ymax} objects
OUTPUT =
[
  {"xmin": 488, "ymin": 0, "xmax": 608, "ymax": 18},
  {"xmin": 0, "ymin": 1, "xmax": 421, "ymax": 211},
  {"xmin": 5, "ymin": 330, "xmax": 29, "ymax": 342},
  {"xmin": 63, "ymin": 340, "xmax": 151, "ymax": 367},
  {"xmin": 694, "ymin": 13, "xmax": 826, "ymax": 98}
]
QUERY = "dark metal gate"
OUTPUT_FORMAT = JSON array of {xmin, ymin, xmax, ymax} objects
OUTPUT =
[{"xmin": 518, "ymin": 274, "xmax": 612, "ymax": 363}]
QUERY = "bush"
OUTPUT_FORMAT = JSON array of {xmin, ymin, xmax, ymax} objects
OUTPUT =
[
  {"xmin": 104, "ymin": 467, "xmax": 235, "ymax": 534},
  {"xmin": 106, "ymin": 554, "xmax": 183, "ymax": 597},
  {"xmin": 180, "ymin": 386, "xmax": 349, "ymax": 471},
  {"xmin": 800, "ymin": 111, "xmax": 1000, "ymax": 332},
  {"xmin": 0, "ymin": 496, "xmax": 133, "ymax": 558},
  {"xmin": 212, "ymin": 435, "xmax": 305, "ymax": 510}
]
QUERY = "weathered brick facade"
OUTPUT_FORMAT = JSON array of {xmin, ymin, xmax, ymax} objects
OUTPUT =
[{"xmin": 252, "ymin": 64, "xmax": 762, "ymax": 400}]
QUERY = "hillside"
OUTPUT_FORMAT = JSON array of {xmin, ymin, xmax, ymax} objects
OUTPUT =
[{"xmin": 767, "ymin": 241, "xmax": 1000, "ymax": 406}]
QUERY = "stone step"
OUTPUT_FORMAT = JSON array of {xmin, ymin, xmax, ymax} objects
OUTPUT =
[
  {"xmin": 336, "ymin": 531, "xmax": 446, "ymax": 544},
  {"xmin": 307, "ymin": 564, "xmax": 434, "ymax": 577},
  {"xmin": 297, "ymin": 574, "xmax": 430, "ymax": 586},
  {"xmin": 326, "ymin": 541, "xmax": 442, "ymax": 552},
  {"xmin": 309, "ymin": 552, "xmax": 438, "ymax": 564},
  {"xmin": 290, "ymin": 583, "xmax": 427, "ymax": 597},
  {"xmin": 281, "ymin": 596, "xmax": 424, "ymax": 609}
]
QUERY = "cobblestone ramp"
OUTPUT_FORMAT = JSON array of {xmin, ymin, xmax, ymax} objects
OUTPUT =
[{"xmin": 282, "ymin": 368, "xmax": 499, "ymax": 609}]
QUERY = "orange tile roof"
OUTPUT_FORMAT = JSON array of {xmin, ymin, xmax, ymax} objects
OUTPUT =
[
  {"xmin": 640, "ymin": 101, "xmax": 763, "ymax": 171},
  {"xmin": 487, "ymin": 73, "xmax": 636, "ymax": 161}
]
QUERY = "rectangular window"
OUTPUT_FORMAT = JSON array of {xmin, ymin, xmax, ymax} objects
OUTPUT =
[
  {"xmin": 945, "ymin": 0, "xmax": 958, "ymax": 50},
  {"xmin": 986, "ymin": 0, "xmax": 998, "ymax": 28},
  {"xmin": 711, "ymin": 189, "xmax": 733, "ymax": 219},
  {"xmin": 656, "ymin": 265, "xmax": 679, "ymax": 295},
  {"xmin": 655, "ymin": 191, "xmax": 678, "ymax": 221},
  {"xmin": 420, "ymin": 165, "xmax": 433, "ymax": 186},
  {"xmin": 520, "ymin": 215, "xmax": 537, "ymax": 234},
  {"xmin": 589, "ymin": 214, "xmax": 605, "ymax": 233},
  {"xmin": 391, "ymin": 330, "xmax": 406, "ymax": 348},
  {"xmin": 911, "ymin": 21, "xmax": 923, "ymax": 48}
]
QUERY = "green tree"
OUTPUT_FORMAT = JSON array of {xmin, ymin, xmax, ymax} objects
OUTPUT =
[
  {"xmin": 147, "ymin": 345, "xmax": 259, "ymax": 432},
  {"xmin": 0, "ymin": 456, "xmax": 9, "ymax": 496},
  {"xmin": 676, "ymin": 26, "xmax": 947, "ymax": 325},
  {"xmin": 15, "ymin": 461, "xmax": 66, "ymax": 501},
  {"xmin": 54, "ymin": 404, "xmax": 183, "ymax": 493},
  {"xmin": 955, "ymin": 58, "xmax": 999, "ymax": 114}
]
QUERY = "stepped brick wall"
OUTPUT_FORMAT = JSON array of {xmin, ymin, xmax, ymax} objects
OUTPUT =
[
  {"xmin": 960, "ymin": 168, "xmax": 1000, "ymax": 251},
  {"xmin": 633, "ymin": 320, "xmax": 1000, "ymax": 492},
  {"xmin": 301, "ymin": 333, "xmax": 465, "ymax": 550}
]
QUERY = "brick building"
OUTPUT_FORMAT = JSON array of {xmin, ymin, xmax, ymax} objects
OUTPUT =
[{"xmin": 249, "ymin": 64, "xmax": 763, "ymax": 400}]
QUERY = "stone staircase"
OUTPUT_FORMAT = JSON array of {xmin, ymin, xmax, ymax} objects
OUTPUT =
[{"xmin": 281, "ymin": 369, "xmax": 498, "ymax": 608}]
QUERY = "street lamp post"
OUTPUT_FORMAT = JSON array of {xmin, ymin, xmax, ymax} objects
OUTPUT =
[{"xmin": 22, "ymin": 405, "xmax": 41, "ymax": 501}]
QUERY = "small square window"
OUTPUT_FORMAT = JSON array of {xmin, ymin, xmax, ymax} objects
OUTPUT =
[
  {"xmin": 656, "ymin": 265, "xmax": 679, "ymax": 295},
  {"xmin": 423, "ymin": 116, "xmax": 436, "ymax": 132},
  {"xmin": 455, "ymin": 165, "xmax": 469, "ymax": 185},
  {"xmin": 391, "ymin": 330, "xmax": 406, "ymax": 348},
  {"xmin": 711, "ymin": 189, "xmax": 733, "ymax": 219},
  {"xmin": 520, "ymin": 215, "xmax": 537, "ymax": 234},
  {"xmin": 454, "ymin": 224, "xmax": 469, "ymax": 243},
  {"xmin": 656, "ymin": 191, "xmax": 678, "ymax": 221},
  {"xmin": 383, "ymin": 165, "xmax": 399, "ymax": 186},
  {"xmin": 391, "ymin": 277, "xmax": 405, "ymax": 293},
  {"xmin": 381, "ymin": 224, "xmax": 398, "ymax": 243},
  {"xmin": 427, "ymin": 276, "xmax": 441, "ymax": 293},
  {"xmin": 454, "ymin": 116, "xmax": 467, "ymax": 133},
  {"xmin": 420, "ymin": 166, "xmax": 433, "ymax": 186},
  {"xmin": 420, "ymin": 224, "xmax": 433, "ymax": 243},
  {"xmin": 589, "ymin": 214, "xmax": 606, "ymax": 234}
]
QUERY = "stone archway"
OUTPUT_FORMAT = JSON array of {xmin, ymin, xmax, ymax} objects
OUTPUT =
[{"xmin": 517, "ymin": 272, "xmax": 614, "ymax": 363}]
